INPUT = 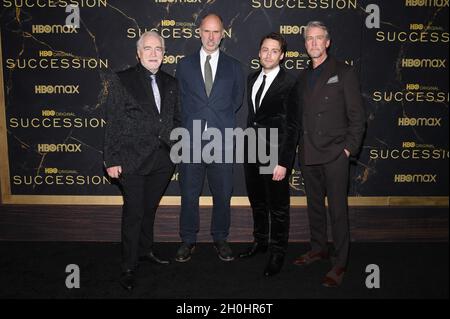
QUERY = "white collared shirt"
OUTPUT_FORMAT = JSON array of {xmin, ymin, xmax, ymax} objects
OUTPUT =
[
  {"xmin": 251, "ymin": 65, "xmax": 280, "ymax": 112},
  {"xmin": 200, "ymin": 48, "xmax": 220, "ymax": 130},
  {"xmin": 200, "ymin": 47, "xmax": 220, "ymax": 82}
]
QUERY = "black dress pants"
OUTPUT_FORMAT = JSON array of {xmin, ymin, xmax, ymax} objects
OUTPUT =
[
  {"xmin": 244, "ymin": 162, "xmax": 290, "ymax": 254},
  {"xmin": 119, "ymin": 148, "xmax": 174, "ymax": 271}
]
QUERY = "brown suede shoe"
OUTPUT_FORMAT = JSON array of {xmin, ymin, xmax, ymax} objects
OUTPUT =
[
  {"xmin": 322, "ymin": 266, "xmax": 346, "ymax": 287},
  {"xmin": 293, "ymin": 250, "xmax": 328, "ymax": 266}
]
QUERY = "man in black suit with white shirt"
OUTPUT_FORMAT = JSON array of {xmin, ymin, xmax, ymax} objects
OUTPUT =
[
  {"xmin": 239, "ymin": 32, "xmax": 296, "ymax": 277},
  {"xmin": 103, "ymin": 31, "xmax": 180, "ymax": 291}
]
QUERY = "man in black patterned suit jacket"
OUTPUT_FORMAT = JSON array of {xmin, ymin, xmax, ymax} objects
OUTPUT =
[
  {"xmin": 103, "ymin": 31, "xmax": 180, "ymax": 291},
  {"xmin": 238, "ymin": 33, "xmax": 296, "ymax": 277}
]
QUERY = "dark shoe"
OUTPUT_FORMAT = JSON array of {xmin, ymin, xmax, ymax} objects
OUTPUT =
[
  {"xmin": 214, "ymin": 240, "xmax": 234, "ymax": 262},
  {"xmin": 139, "ymin": 251, "xmax": 170, "ymax": 265},
  {"xmin": 119, "ymin": 269, "xmax": 135, "ymax": 291},
  {"xmin": 175, "ymin": 243, "xmax": 195, "ymax": 263},
  {"xmin": 238, "ymin": 242, "xmax": 268, "ymax": 258},
  {"xmin": 293, "ymin": 250, "xmax": 328, "ymax": 266},
  {"xmin": 322, "ymin": 266, "xmax": 346, "ymax": 287},
  {"xmin": 264, "ymin": 253, "xmax": 285, "ymax": 277}
]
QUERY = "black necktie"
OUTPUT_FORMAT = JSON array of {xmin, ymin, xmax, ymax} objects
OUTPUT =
[{"xmin": 255, "ymin": 74, "xmax": 266, "ymax": 111}]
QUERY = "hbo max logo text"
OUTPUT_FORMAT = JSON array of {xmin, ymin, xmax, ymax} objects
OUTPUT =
[{"xmin": 37, "ymin": 144, "xmax": 82, "ymax": 153}]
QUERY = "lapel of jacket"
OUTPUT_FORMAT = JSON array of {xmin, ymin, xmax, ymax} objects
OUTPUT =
[
  {"xmin": 310, "ymin": 56, "xmax": 336, "ymax": 100},
  {"xmin": 209, "ymin": 51, "xmax": 225, "ymax": 99},
  {"xmin": 257, "ymin": 68, "xmax": 284, "ymax": 114},
  {"xmin": 300, "ymin": 67, "xmax": 313, "ymax": 102},
  {"xmin": 302, "ymin": 67, "xmax": 313, "ymax": 103},
  {"xmin": 156, "ymin": 71, "xmax": 166, "ymax": 116},
  {"xmin": 247, "ymin": 71, "xmax": 259, "ymax": 116},
  {"xmin": 193, "ymin": 52, "xmax": 208, "ymax": 99},
  {"xmin": 136, "ymin": 65, "xmax": 160, "ymax": 116}
]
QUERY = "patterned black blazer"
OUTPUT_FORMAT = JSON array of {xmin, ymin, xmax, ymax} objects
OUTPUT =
[{"xmin": 103, "ymin": 64, "xmax": 181, "ymax": 174}]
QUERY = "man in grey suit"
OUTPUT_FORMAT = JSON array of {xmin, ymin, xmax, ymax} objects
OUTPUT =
[
  {"xmin": 104, "ymin": 31, "xmax": 180, "ymax": 291},
  {"xmin": 287, "ymin": 21, "xmax": 366, "ymax": 287},
  {"xmin": 175, "ymin": 14, "xmax": 245, "ymax": 262}
]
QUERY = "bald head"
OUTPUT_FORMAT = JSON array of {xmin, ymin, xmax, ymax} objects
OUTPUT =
[
  {"xmin": 199, "ymin": 13, "xmax": 225, "ymax": 54},
  {"xmin": 200, "ymin": 14, "xmax": 224, "ymax": 30}
]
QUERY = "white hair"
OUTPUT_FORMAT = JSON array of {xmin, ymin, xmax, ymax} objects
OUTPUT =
[{"xmin": 136, "ymin": 31, "xmax": 165, "ymax": 49}]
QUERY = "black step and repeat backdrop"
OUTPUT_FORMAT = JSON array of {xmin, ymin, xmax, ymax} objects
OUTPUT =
[{"xmin": 0, "ymin": 0, "xmax": 448, "ymax": 204}]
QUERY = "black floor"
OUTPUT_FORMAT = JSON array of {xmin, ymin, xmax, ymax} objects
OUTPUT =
[{"xmin": 0, "ymin": 242, "xmax": 448, "ymax": 299}]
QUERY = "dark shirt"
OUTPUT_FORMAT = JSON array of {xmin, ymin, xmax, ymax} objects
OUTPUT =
[
  {"xmin": 307, "ymin": 56, "xmax": 329, "ymax": 89},
  {"xmin": 141, "ymin": 65, "xmax": 160, "ymax": 87},
  {"xmin": 139, "ymin": 64, "xmax": 163, "ymax": 113},
  {"xmin": 139, "ymin": 65, "xmax": 171, "ymax": 152}
]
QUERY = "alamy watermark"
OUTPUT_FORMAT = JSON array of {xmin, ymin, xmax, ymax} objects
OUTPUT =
[
  {"xmin": 65, "ymin": 5, "xmax": 80, "ymax": 29},
  {"xmin": 365, "ymin": 264, "xmax": 381, "ymax": 289},
  {"xmin": 65, "ymin": 264, "xmax": 80, "ymax": 289},
  {"xmin": 170, "ymin": 120, "xmax": 279, "ymax": 174},
  {"xmin": 365, "ymin": 4, "xmax": 380, "ymax": 29}
]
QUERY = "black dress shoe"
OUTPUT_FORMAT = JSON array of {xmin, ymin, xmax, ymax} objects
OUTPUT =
[
  {"xmin": 263, "ymin": 253, "xmax": 285, "ymax": 277},
  {"xmin": 238, "ymin": 242, "xmax": 268, "ymax": 258},
  {"xmin": 214, "ymin": 240, "xmax": 234, "ymax": 262},
  {"xmin": 175, "ymin": 243, "xmax": 196, "ymax": 262},
  {"xmin": 119, "ymin": 270, "xmax": 135, "ymax": 291},
  {"xmin": 139, "ymin": 251, "xmax": 170, "ymax": 265}
]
